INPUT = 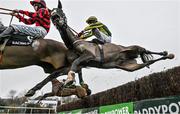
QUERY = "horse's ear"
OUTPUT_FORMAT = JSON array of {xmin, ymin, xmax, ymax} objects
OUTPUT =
[{"xmin": 58, "ymin": 0, "xmax": 62, "ymax": 9}]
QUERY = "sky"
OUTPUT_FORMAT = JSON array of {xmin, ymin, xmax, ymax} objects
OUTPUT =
[{"xmin": 0, "ymin": 0, "xmax": 179, "ymax": 98}]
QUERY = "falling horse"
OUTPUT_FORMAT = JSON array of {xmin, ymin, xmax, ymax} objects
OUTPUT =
[
  {"xmin": 26, "ymin": 0, "xmax": 174, "ymax": 97},
  {"xmin": 0, "ymin": 20, "xmax": 90, "ymax": 97},
  {"xmin": 37, "ymin": 79, "xmax": 88, "ymax": 103}
]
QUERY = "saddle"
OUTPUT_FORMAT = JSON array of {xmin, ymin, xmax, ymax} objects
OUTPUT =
[
  {"xmin": 0, "ymin": 33, "xmax": 36, "ymax": 62},
  {"xmin": 0, "ymin": 33, "xmax": 35, "ymax": 46}
]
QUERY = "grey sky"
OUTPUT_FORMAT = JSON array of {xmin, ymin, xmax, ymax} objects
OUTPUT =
[{"xmin": 0, "ymin": 0, "xmax": 179, "ymax": 98}]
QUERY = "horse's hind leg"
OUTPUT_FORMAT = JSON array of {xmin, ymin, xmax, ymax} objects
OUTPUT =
[
  {"xmin": 117, "ymin": 54, "xmax": 174, "ymax": 72},
  {"xmin": 128, "ymin": 45, "xmax": 168, "ymax": 56},
  {"xmin": 145, "ymin": 50, "xmax": 168, "ymax": 56}
]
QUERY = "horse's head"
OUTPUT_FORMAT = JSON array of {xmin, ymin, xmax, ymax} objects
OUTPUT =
[{"xmin": 51, "ymin": 0, "xmax": 67, "ymax": 28}]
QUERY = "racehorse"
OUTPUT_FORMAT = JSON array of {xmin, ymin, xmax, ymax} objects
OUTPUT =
[
  {"xmin": 0, "ymin": 20, "xmax": 90, "ymax": 96},
  {"xmin": 26, "ymin": 0, "xmax": 174, "ymax": 97}
]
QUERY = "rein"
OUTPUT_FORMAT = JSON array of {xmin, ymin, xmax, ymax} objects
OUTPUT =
[
  {"xmin": 0, "ymin": 12, "xmax": 12, "ymax": 15},
  {"xmin": 0, "ymin": 7, "xmax": 13, "ymax": 12},
  {"xmin": 0, "ymin": 7, "xmax": 14, "ymax": 26},
  {"xmin": 67, "ymin": 25, "xmax": 79, "ymax": 35},
  {"xmin": 0, "ymin": 7, "xmax": 13, "ymax": 15}
]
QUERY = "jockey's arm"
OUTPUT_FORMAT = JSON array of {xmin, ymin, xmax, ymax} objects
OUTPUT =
[
  {"xmin": 80, "ymin": 30, "xmax": 93, "ymax": 39},
  {"xmin": 80, "ymin": 23, "xmax": 104, "ymax": 39},
  {"xmin": 18, "ymin": 10, "xmax": 35, "ymax": 18},
  {"xmin": 18, "ymin": 8, "xmax": 49, "ymax": 21},
  {"xmin": 15, "ymin": 14, "xmax": 36, "ymax": 25}
]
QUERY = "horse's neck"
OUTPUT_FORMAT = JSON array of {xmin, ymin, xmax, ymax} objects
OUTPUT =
[{"xmin": 57, "ymin": 25, "xmax": 79, "ymax": 49}]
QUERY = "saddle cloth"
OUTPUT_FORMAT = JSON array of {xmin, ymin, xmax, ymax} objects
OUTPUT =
[{"xmin": 0, "ymin": 34, "xmax": 35, "ymax": 46}]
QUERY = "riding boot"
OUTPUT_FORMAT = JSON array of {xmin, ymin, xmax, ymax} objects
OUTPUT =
[{"xmin": 0, "ymin": 26, "xmax": 15, "ymax": 42}]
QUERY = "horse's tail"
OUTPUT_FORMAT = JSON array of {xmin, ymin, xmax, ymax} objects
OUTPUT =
[{"xmin": 140, "ymin": 53, "xmax": 153, "ymax": 68}]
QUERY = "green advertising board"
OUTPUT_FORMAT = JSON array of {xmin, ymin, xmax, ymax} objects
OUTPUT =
[
  {"xmin": 59, "ymin": 107, "xmax": 99, "ymax": 114},
  {"xmin": 59, "ymin": 96, "xmax": 180, "ymax": 114},
  {"xmin": 134, "ymin": 96, "xmax": 180, "ymax": 114},
  {"xmin": 59, "ymin": 109, "xmax": 82, "ymax": 114},
  {"xmin": 100, "ymin": 102, "xmax": 133, "ymax": 114}
]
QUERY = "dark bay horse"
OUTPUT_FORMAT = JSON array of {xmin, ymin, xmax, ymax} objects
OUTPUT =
[
  {"xmin": 0, "ymin": 21, "xmax": 90, "ymax": 96},
  {"xmin": 26, "ymin": 0, "xmax": 174, "ymax": 97}
]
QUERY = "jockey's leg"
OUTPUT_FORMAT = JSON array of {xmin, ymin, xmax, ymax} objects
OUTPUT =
[
  {"xmin": 92, "ymin": 28, "xmax": 111, "ymax": 43},
  {"xmin": 0, "ymin": 26, "xmax": 14, "ymax": 40},
  {"xmin": 11, "ymin": 24, "xmax": 47, "ymax": 38}
]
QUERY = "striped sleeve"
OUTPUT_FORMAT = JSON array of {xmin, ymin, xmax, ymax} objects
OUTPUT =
[
  {"xmin": 16, "ymin": 14, "xmax": 36, "ymax": 25},
  {"xmin": 19, "ymin": 10, "xmax": 36, "ymax": 18}
]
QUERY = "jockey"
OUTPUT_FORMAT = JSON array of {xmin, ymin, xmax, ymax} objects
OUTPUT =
[
  {"xmin": 0, "ymin": 0, "xmax": 50, "ymax": 41},
  {"xmin": 78, "ymin": 16, "xmax": 112, "ymax": 44}
]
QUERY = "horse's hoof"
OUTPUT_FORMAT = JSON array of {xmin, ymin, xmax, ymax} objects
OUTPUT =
[
  {"xmin": 86, "ymin": 89, "xmax": 92, "ymax": 96},
  {"xmin": 81, "ymin": 83, "xmax": 91, "ymax": 96},
  {"xmin": 25, "ymin": 90, "xmax": 36, "ymax": 97},
  {"xmin": 167, "ymin": 54, "xmax": 175, "ymax": 59},
  {"xmin": 162, "ymin": 51, "xmax": 168, "ymax": 56}
]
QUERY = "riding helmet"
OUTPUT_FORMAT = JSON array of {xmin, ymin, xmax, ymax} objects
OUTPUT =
[
  {"xmin": 30, "ymin": 0, "xmax": 46, "ymax": 8},
  {"xmin": 86, "ymin": 16, "xmax": 98, "ymax": 24}
]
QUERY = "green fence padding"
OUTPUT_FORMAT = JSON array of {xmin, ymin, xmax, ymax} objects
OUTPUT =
[
  {"xmin": 59, "ymin": 107, "xmax": 99, "ymax": 114},
  {"xmin": 100, "ymin": 102, "xmax": 133, "ymax": 114},
  {"xmin": 59, "ymin": 96, "xmax": 180, "ymax": 114}
]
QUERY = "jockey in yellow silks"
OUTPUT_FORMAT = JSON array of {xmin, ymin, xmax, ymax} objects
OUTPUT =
[{"xmin": 78, "ymin": 16, "xmax": 112, "ymax": 44}]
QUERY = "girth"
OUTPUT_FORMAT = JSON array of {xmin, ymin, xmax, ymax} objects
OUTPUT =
[{"xmin": 98, "ymin": 44, "xmax": 105, "ymax": 63}]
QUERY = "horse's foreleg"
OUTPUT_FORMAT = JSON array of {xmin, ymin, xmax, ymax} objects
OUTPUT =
[
  {"xmin": 117, "ymin": 54, "xmax": 174, "ymax": 72},
  {"xmin": 64, "ymin": 52, "xmax": 95, "ymax": 86},
  {"xmin": 78, "ymin": 69, "xmax": 85, "ymax": 85},
  {"xmin": 25, "ymin": 67, "xmax": 69, "ymax": 97},
  {"xmin": 37, "ymin": 92, "xmax": 55, "ymax": 103}
]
